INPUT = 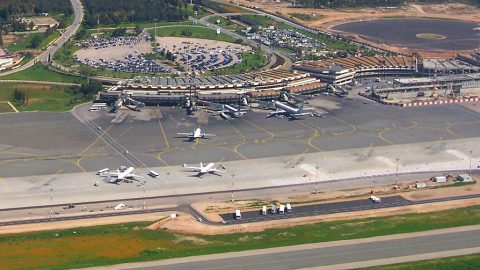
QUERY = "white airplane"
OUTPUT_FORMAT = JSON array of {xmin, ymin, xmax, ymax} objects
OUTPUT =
[
  {"xmin": 176, "ymin": 128, "xmax": 215, "ymax": 141},
  {"xmin": 101, "ymin": 167, "xmax": 143, "ymax": 183},
  {"xmin": 267, "ymin": 101, "xmax": 314, "ymax": 119},
  {"xmin": 182, "ymin": 162, "xmax": 226, "ymax": 177},
  {"xmin": 203, "ymin": 101, "xmax": 247, "ymax": 119}
]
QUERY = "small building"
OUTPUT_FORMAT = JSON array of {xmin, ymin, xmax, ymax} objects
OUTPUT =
[
  {"xmin": 415, "ymin": 182, "xmax": 427, "ymax": 189},
  {"xmin": 432, "ymin": 176, "xmax": 447, "ymax": 183},
  {"xmin": 457, "ymin": 174, "xmax": 474, "ymax": 182}
]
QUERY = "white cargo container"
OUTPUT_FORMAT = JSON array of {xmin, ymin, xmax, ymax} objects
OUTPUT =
[
  {"xmin": 432, "ymin": 176, "xmax": 447, "ymax": 183},
  {"xmin": 261, "ymin": 206, "xmax": 267, "ymax": 215},
  {"xmin": 286, "ymin": 203, "xmax": 292, "ymax": 213},
  {"xmin": 235, "ymin": 209, "xmax": 241, "ymax": 220},
  {"xmin": 415, "ymin": 182, "xmax": 427, "ymax": 189},
  {"xmin": 370, "ymin": 196, "xmax": 381, "ymax": 203},
  {"xmin": 278, "ymin": 205, "xmax": 285, "ymax": 214}
]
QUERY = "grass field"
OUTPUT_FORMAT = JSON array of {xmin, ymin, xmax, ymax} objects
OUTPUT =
[
  {"xmin": 288, "ymin": 13, "xmax": 324, "ymax": 21},
  {"xmin": 207, "ymin": 16, "xmax": 244, "ymax": 31},
  {"xmin": 3, "ymin": 205, "xmax": 480, "ymax": 269},
  {"xmin": 365, "ymin": 253, "xmax": 480, "ymax": 269},
  {"xmin": 0, "ymin": 83, "xmax": 89, "ymax": 112},
  {"xmin": 7, "ymin": 31, "xmax": 60, "ymax": 52},
  {"xmin": 0, "ymin": 64, "xmax": 85, "ymax": 84},
  {"xmin": 149, "ymin": 25, "xmax": 237, "ymax": 43}
]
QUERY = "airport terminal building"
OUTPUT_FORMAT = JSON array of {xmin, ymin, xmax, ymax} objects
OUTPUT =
[{"xmin": 101, "ymin": 69, "xmax": 327, "ymax": 105}]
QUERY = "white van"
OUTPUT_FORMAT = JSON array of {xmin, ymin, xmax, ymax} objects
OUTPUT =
[
  {"xmin": 261, "ymin": 206, "xmax": 267, "ymax": 215},
  {"xmin": 270, "ymin": 204, "xmax": 276, "ymax": 214},
  {"xmin": 278, "ymin": 205, "xmax": 285, "ymax": 215},
  {"xmin": 235, "ymin": 209, "xmax": 241, "ymax": 220},
  {"xmin": 286, "ymin": 203, "xmax": 292, "ymax": 213},
  {"xmin": 114, "ymin": 203, "xmax": 126, "ymax": 210}
]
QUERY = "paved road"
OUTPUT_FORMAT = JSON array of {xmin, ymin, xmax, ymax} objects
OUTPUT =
[
  {"xmin": 221, "ymin": 193, "xmax": 480, "ymax": 224},
  {"xmin": 0, "ymin": 0, "xmax": 84, "ymax": 76},
  {"xmin": 83, "ymin": 225, "xmax": 480, "ymax": 270},
  {"xmin": 196, "ymin": 12, "xmax": 293, "ymax": 69}
]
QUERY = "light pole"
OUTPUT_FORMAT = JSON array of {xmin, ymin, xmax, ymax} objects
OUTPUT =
[
  {"xmin": 49, "ymin": 188, "xmax": 53, "ymax": 221},
  {"xmin": 142, "ymin": 181, "xmax": 146, "ymax": 210},
  {"xmin": 315, "ymin": 165, "xmax": 319, "ymax": 194},
  {"xmin": 469, "ymin": 150, "xmax": 473, "ymax": 175},
  {"xmin": 395, "ymin": 158, "xmax": 400, "ymax": 184},
  {"xmin": 231, "ymin": 173, "xmax": 235, "ymax": 202}
]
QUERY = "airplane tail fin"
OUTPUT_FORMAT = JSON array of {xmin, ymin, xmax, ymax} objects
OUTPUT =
[
  {"xmin": 298, "ymin": 103, "xmax": 304, "ymax": 112},
  {"xmin": 200, "ymin": 162, "xmax": 203, "ymax": 168}
]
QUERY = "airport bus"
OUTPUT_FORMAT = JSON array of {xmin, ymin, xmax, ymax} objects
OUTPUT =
[{"xmin": 149, "ymin": 170, "xmax": 159, "ymax": 178}]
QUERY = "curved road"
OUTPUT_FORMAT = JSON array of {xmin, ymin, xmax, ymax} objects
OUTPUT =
[
  {"xmin": 196, "ymin": 12, "xmax": 293, "ymax": 70},
  {"xmin": 0, "ymin": 0, "xmax": 84, "ymax": 76}
]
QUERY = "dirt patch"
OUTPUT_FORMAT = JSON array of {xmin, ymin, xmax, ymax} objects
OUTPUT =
[{"xmin": 173, "ymin": 235, "xmax": 211, "ymax": 245}]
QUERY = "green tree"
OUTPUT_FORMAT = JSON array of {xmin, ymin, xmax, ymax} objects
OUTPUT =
[
  {"xmin": 79, "ymin": 80, "xmax": 103, "ymax": 96},
  {"xmin": 30, "ymin": 35, "xmax": 42, "ymax": 48}
]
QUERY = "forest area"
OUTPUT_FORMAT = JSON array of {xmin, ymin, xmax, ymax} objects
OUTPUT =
[{"xmin": 82, "ymin": 0, "xmax": 189, "ymax": 27}]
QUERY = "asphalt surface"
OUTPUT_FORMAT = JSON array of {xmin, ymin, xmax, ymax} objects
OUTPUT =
[
  {"xmin": 332, "ymin": 18, "xmax": 480, "ymax": 51},
  {"xmin": 1, "ymin": 93, "xmax": 480, "ymax": 177},
  {"xmin": 86, "ymin": 226, "xmax": 480, "ymax": 270},
  {"xmin": 0, "ymin": 0, "xmax": 84, "ymax": 76},
  {"xmin": 221, "ymin": 193, "xmax": 480, "ymax": 223}
]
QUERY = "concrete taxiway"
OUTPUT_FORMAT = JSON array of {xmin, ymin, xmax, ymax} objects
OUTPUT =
[{"xmin": 1, "ymin": 97, "xmax": 480, "ymax": 208}]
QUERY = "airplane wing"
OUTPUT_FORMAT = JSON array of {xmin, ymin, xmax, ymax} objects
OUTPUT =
[
  {"xmin": 203, "ymin": 133, "xmax": 216, "ymax": 137},
  {"xmin": 177, "ymin": 133, "xmax": 194, "ymax": 138},
  {"xmin": 182, "ymin": 164, "xmax": 201, "ymax": 170},
  {"xmin": 127, "ymin": 174, "xmax": 144, "ymax": 179},
  {"xmin": 267, "ymin": 109, "xmax": 286, "ymax": 117},
  {"xmin": 211, "ymin": 168, "xmax": 226, "ymax": 173}
]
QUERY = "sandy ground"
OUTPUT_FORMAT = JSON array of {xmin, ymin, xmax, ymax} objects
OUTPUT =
[
  {"xmin": 156, "ymin": 37, "xmax": 251, "ymax": 73},
  {"xmin": 236, "ymin": 1, "xmax": 480, "ymax": 56},
  {"xmin": 75, "ymin": 39, "xmax": 153, "ymax": 62}
]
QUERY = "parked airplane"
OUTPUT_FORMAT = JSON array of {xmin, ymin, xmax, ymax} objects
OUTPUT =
[
  {"xmin": 203, "ymin": 101, "xmax": 247, "ymax": 119},
  {"xmin": 182, "ymin": 162, "xmax": 226, "ymax": 177},
  {"xmin": 101, "ymin": 166, "xmax": 143, "ymax": 183},
  {"xmin": 176, "ymin": 128, "xmax": 215, "ymax": 140},
  {"xmin": 267, "ymin": 101, "xmax": 314, "ymax": 119}
]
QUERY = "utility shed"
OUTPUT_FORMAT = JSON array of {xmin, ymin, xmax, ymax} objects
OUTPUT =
[
  {"xmin": 415, "ymin": 182, "xmax": 427, "ymax": 189},
  {"xmin": 432, "ymin": 176, "xmax": 447, "ymax": 183},
  {"xmin": 457, "ymin": 174, "xmax": 474, "ymax": 182}
]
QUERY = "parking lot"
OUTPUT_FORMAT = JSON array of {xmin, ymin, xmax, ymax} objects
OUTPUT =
[
  {"xmin": 221, "ymin": 196, "xmax": 410, "ymax": 223},
  {"xmin": 156, "ymin": 37, "xmax": 250, "ymax": 73},
  {"xmin": 75, "ymin": 34, "xmax": 174, "ymax": 74}
]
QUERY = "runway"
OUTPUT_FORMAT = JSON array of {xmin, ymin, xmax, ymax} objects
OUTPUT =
[{"xmin": 84, "ymin": 225, "xmax": 480, "ymax": 270}]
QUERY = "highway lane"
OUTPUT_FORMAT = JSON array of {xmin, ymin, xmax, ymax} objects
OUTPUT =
[
  {"xmin": 84, "ymin": 225, "xmax": 480, "ymax": 270},
  {"xmin": 0, "ymin": 0, "xmax": 84, "ymax": 76}
]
